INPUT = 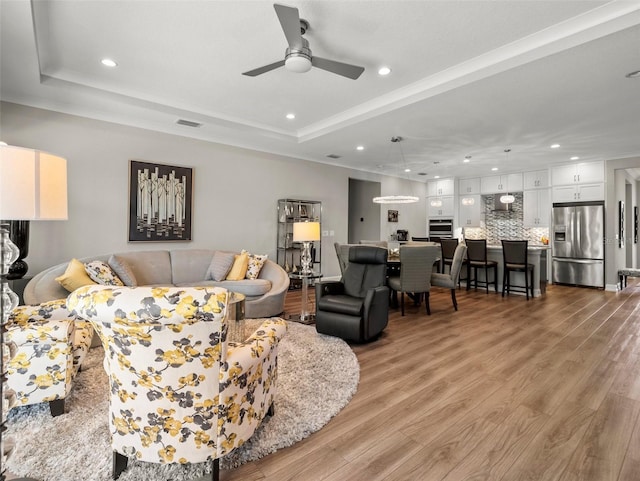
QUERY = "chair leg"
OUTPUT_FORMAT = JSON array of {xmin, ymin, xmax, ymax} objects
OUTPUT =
[
  {"xmin": 401, "ymin": 292, "xmax": 405, "ymax": 316},
  {"xmin": 466, "ymin": 263, "xmax": 471, "ymax": 291},
  {"xmin": 425, "ymin": 292, "xmax": 431, "ymax": 315},
  {"xmin": 525, "ymin": 267, "xmax": 530, "ymax": 300},
  {"xmin": 212, "ymin": 458, "xmax": 220, "ymax": 481},
  {"xmin": 494, "ymin": 266, "xmax": 498, "ymax": 292},
  {"xmin": 451, "ymin": 289, "xmax": 457, "ymax": 311},
  {"xmin": 113, "ymin": 451, "xmax": 128, "ymax": 480},
  {"xmin": 49, "ymin": 398, "xmax": 65, "ymax": 417},
  {"xmin": 502, "ymin": 268, "xmax": 507, "ymax": 297},
  {"xmin": 485, "ymin": 266, "xmax": 489, "ymax": 294}
]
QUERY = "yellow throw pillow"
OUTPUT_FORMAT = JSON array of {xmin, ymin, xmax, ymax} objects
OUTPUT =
[
  {"xmin": 55, "ymin": 258, "xmax": 98, "ymax": 292},
  {"xmin": 226, "ymin": 253, "xmax": 249, "ymax": 280}
]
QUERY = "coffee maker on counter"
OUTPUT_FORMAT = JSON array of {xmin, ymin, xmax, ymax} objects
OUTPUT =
[{"xmin": 396, "ymin": 229, "xmax": 408, "ymax": 242}]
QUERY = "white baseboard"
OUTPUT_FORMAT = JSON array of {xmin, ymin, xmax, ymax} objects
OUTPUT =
[{"xmin": 605, "ymin": 283, "xmax": 620, "ymax": 292}]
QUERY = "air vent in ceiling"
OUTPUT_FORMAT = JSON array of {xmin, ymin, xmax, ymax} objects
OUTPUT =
[
  {"xmin": 326, "ymin": 154, "xmax": 341, "ymax": 159},
  {"xmin": 176, "ymin": 119, "xmax": 202, "ymax": 128}
]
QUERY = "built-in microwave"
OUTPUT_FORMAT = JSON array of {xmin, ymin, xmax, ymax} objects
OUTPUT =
[{"xmin": 428, "ymin": 219, "xmax": 453, "ymax": 242}]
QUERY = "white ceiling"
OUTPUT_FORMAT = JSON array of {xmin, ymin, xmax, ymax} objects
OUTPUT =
[{"xmin": 1, "ymin": 0, "xmax": 640, "ymax": 180}]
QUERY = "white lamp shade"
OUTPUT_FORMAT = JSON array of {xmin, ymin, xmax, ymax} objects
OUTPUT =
[
  {"xmin": 0, "ymin": 145, "xmax": 68, "ymax": 220},
  {"xmin": 293, "ymin": 221, "xmax": 320, "ymax": 242}
]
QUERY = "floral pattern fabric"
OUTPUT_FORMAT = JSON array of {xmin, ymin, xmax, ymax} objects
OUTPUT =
[
  {"xmin": 84, "ymin": 260, "xmax": 125, "ymax": 286},
  {"xmin": 6, "ymin": 299, "xmax": 93, "ymax": 409},
  {"xmin": 66, "ymin": 285, "xmax": 286, "ymax": 467},
  {"xmin": 242, "ymin": 250, "xmax": 268, "ymax": 280}
]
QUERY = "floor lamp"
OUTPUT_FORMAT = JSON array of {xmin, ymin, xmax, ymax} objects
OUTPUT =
[{"xmin": 0, "ymin": 144, "xmax": 68, "ymax": 481}]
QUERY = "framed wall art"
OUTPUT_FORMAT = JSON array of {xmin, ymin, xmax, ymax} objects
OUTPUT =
[
  {"xmin": 388, "ymin": 210, "xmax": 398, "ymax": 222},
  {"xmin": 619, "ymin": 200, "xmax": 624, "ymax": 248},
  {"xmin": 129, "ymin": 160, "xmax": 193, "ymax": 241}
]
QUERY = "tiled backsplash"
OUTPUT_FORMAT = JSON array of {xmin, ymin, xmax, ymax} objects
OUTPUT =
[{"xmin": 463, "ymin": 193, "xmax": 549, "ymax": 245}]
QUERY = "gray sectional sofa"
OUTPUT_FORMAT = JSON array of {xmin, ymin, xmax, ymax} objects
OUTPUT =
[{"xmin": 24, "ymin": 249, "xmax": 289, "ymax": 318}]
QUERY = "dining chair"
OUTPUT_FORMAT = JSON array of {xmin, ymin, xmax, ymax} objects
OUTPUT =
[
  {"xmin": 465, "ymin": 239, "xmax": 498, "ymax": 293},
  {"xmin": 387, "ymin": 244, "xmax": 440, "ymax": 316},
  {"xmin": 501, "ymin": 240, "xmax": 534, "ymax": 300},
  {"xmin": 431, "ymin": 244, "xmax": 468, "ymax": 311}
]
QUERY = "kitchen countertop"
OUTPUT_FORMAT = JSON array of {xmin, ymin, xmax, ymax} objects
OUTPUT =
[{"xmin": 486, "ymin": 244, "xmax": 549, "ymax": 250}]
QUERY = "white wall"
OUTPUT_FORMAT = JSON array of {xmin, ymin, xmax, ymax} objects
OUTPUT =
[
  {"xmin": 1, "ymin": 102, "xmax": 427, "ymax": 278},
  {"xmin": 606, "ymin": 157, "xmax": 640, "ymax": 289}
]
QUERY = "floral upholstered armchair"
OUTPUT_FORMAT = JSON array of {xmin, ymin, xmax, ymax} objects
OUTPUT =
[
  {"xmin": 6, "ymin": 299, "xmax": 93, "ymax": 416},
  {"xmin": 67, "ymin": 285, "xmax": 287, "ymax": 481}
]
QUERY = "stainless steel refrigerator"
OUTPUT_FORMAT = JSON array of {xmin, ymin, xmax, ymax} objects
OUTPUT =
[{"xmin": 552, "ymin": 201, "xmax": 605, "ymax": 288}]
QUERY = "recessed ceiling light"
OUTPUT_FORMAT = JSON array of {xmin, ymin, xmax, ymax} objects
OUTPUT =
[
  {"xmin": 492, "ymin": 167, "xmax": 498, "ymax": 171},
  {"xmin": 550, "ymin": 143, "xmax": 560, "ymax": 149},
  {"xmin": 0, "ymin": 141, "xmax": 7, "ymax": 146},
  {"xmin": 286, "ymin": 113, "xmax": 296, "ymax": 120},
  {"xmin": 625, "ymin": 70, "xmax": 640, "ymax": 78},
  {"xmin": 378, "ymin": 66, "xmax": 391, "ymax": 76},
  {"xmin": 570, "ymin": 156, "xmax": 580, "ymax": 160},
  {"xmin": 404, "ymin": 168, "xmax": 411, "ymax": 173},
  {"xmin": 356, "ymin": 145, "xmax": 364, "ymax": 151},
  {"xmin": 101, "ymin": 58, "xmax": 117, "ymax": 67},
  {"xmin": 434, "ymin": 175, "xmax": 440, "ymax": 179},
  {"xmin": 463, "ymin": 158, "xmax": 470, "ymax": 163}
]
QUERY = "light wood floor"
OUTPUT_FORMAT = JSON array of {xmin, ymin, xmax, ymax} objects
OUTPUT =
[{"xmin": 224, "ymin": 281, "xmax": 640, "ymax": 481}]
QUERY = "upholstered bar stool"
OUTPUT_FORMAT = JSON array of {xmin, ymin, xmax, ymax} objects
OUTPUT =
[
  {"xmin": 465, "ymin": 239, "xmax": 498, "ymax": 293},
  {"xmin": 501, "ymin": 240, "xmax": 534, "ymax": 300}
]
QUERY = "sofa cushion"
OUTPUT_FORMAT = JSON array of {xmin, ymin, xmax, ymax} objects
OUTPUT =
[
  {"xmin": 226, "ymin": 253, "xmax": 249, "ymax": 281},
  {"xmin": 108, "ymin": 255, "xmax": 138, "ymax": 286},
  {"xmin": 170, "ymin": 249, "xmax": 214, "ymax": 284},
  {"xmin": 175, "ymin": 279, "xmax": 272, "ymax": 297},
  {"xmin": 111, "ymin": 251, "xmax": 172, "ymax": 285},
  {"xmin": 84, "ymin": 261, "xmax": 125, "ymax": 286},
  {"xmin": 242, "ymin": 250, "xmax": 268, "ymax": 280},
  {"xmin": 55, "ymin": 259, "xmax": 98, "ymax": 292},
  {"xmin": 206, "ymin": 251, "xmax": 236, "ymax": 282}
]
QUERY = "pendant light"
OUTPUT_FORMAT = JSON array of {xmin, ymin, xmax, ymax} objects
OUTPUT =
[
  {"xmin": 372, "ymin": 137, "xmax": 419, "ymax": 204},
  {"xmin": 499, "ymin": 148, "xmax": 515, "ymax": 204}
]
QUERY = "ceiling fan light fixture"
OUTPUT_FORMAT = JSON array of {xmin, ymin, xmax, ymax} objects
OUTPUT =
[{"xmin": 285, "ymin": 55, "xmax": 312, "ymax": 73}]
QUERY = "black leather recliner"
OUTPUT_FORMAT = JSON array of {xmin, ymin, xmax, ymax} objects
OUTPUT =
[{"xmin": 315, "ymin": 245, "xmax": 389, "ymax": 343}]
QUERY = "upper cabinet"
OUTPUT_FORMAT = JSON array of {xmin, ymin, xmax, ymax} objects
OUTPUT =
[
  {"xmin": 458, "ymin": 194, "xmax": 482, "ymax": 227},
  {"xmin": 459, "ymin": 178, "xmax": 481, "ymax": 195},
  {"xmin": 480, "ymin": 173, "xmax": 523, "ymax": 194},
  {"xmin": 428, "ymin": 196, "xmax": 455, "ymax": 218},
  {"xmin": 551, "ymin": 161, "xmax": 604, "ymax": 185},
  {"xmin": 427, "ymin": 178, "xmax": 455, "ymax": 197},
  {"xmin": 523, "ymin": 170, "xmax": 549, "ymax": 190}
]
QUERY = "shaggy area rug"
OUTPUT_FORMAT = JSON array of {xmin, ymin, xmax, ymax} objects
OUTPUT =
[{"xmin": 7, "ymin": 319, "xmax": 359, "ymax": 481}]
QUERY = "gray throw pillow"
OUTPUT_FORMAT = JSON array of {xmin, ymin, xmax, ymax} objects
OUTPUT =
[
  {"xmin": 108, "ymin": 255, "xmax": 138, "ymax": 286},
  {"xmin": 206, "ymin": 251, "xmax": 236, "ymax": 281}
]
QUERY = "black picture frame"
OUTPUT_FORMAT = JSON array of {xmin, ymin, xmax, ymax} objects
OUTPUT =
[
  {"xmin": 619, "ymin": 200, "xmax": 624, "ymax": 248},
  {"xmin": 388, "ymin": 210, "xmax": 398, "ymax": 222},
  {"xmin": 129, "ymin": 160, "xmax": 193, "ymax": 242},
  {"xmin": 635, "ymin": 206, "xmax": 638, "ymax": 244}
]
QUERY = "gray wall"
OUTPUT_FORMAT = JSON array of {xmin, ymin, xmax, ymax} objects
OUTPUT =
[{"xmin": 1, "ymin": 102, "xmax": 428, "ymax": 279}]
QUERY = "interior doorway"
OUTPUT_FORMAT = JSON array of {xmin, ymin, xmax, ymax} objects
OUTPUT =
[{"xmin": 348, "ymin": 178, "xmax": 381, "ymax": 244}]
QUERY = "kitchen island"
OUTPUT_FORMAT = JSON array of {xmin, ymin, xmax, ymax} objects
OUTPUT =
[{"xmin": 464, "ymin": 244, "xmax": 549, "ymax": 297}]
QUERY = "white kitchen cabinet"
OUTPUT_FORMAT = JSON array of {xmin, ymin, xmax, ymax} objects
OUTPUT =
[
  {"xmin": 480, "ymin": 173, "xmax": 523, "ymax": 194},
  {"xmin": 523, "ymin": 170, "xmax": 549, "ymax": 190},
  {"xmin": 551, "ymin": 183, "xmax": 604, "ymax": 203},
  {"xmin": 523, "ymin": 189, "xmax": 550, "ymax": 227},
  {"xmin": 427, "ymin": 178, "xmax": 454, "ymax": 197},
  {"xmin": 459, "ymin": 194, "xmax": 482, "ymax": 227},
  {"xmin": 428, "ymin": 196, "xmax": 454, "ymax": 218},
  {"xmin": 551, "ymin": 161, "xmax": 604, "ymax": 185},
  {"xmin": 459, "ymin": 178, "xmax": 481, "ymax": 195}
]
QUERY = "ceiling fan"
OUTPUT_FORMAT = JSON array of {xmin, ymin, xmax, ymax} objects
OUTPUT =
[{"xmin": 242, "ymin": 3, "xmax": 365, "ymax": 80}]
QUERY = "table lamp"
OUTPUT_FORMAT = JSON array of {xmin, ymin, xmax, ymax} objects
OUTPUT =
[
  {"xmin": 293, "ymin": 221, "xmax": 320, "ymax": 274},
  {"xmin": 0, "ymin": 144, "xmax": 68, "ymax": 481},
  {"xmin": 0, "ymin": 145, "xmax": 68, "ymax": 278}
]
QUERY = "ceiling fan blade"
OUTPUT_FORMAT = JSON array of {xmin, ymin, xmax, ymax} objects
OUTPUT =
[
  {"xmin": 274, "ymin": 3, "xmax": 303, "ymax": 50},
  {"xmin": 242, "ymin": 60, "xmax": 286, "ymax": 77},
  {"xmin": 311, "ymin": 56, "xmax": 365, "ymax": 80}
]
